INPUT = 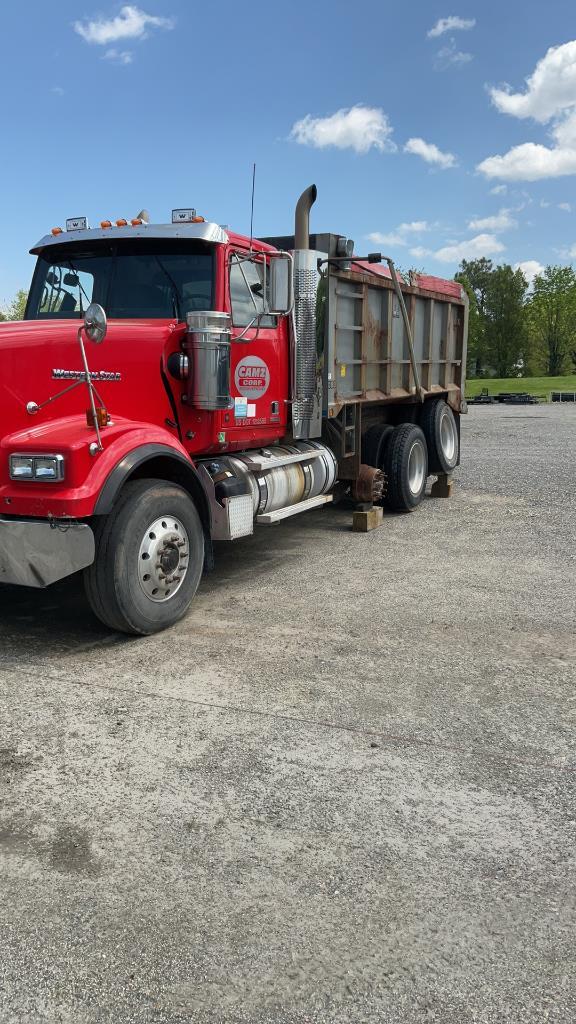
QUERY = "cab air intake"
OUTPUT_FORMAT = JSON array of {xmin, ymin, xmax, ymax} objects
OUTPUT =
[{"xmin": 185, "ymin": 311, "xmax": 232, "ymax": 411}]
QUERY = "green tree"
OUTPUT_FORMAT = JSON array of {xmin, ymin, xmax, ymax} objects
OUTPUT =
[
  {"xmin": 484, "ymin": 265, "xmax": 529, "ymax": 378},
  {"xmin": 455, "ymin": 273, "xmax": 482, "ymax": 377},
  {"xmin": 527, "ymin": 266, "xmax": 576, "ymax": 376},
  {"xmin": 2, "ymin": 289, "xmax": 28, "ymax": 320},
  {"xmin": 455, "ymin": 258, "xmax": 493, "ymax": 376}
]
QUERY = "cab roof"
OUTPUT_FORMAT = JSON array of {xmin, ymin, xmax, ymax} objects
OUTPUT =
[{"xmin": 30, "ymin": 220, "xmax": 284, "ymax": 257}]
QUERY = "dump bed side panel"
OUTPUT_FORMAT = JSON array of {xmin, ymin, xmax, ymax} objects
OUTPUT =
[{"xmin": 325, "ymin": 267, "xmax": 467, "ymax": 415}]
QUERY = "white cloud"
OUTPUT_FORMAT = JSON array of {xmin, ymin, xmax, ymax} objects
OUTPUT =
[
  {"xmin": 467, "ymin": 208, "xmax": 518, "ymax": 232},
  {"xmin": 433, "ymin": 234, "xmax": 505, "ymax": 263},
  {"xmin": 367, "ymin": 221, "xmax": 430, "ymax": 248},
  {"xmin": 367, "ymin": 232, "xmax": 407, "ymax": 247},
  {"xmin": 540, "ymin": 199, "xmax": 551, "ymax": 208},
  {"xmin": 398, "ymin": 221, "xmax": 429, "ymax": 233},
  {"xmin": 434, "ymin": 39, "xmax": 473, "ymax": 70},
  {"xmin": 478, "ymin": 42, "xmax": 576, "ymax": 181},
  {"xmin": 514, "ymin": 260, "xmax": 544, "ymax": 287},
  {"xmin": 477, "ymin": 130, "xmax": 576, "ymax": 180},
  {"xmin": 404, "ymin": 137, "xmax": 457, "ymax": 169},
  {"xmin": 558, "ymin": 202, "xmax": 572, "ymax": 211},
  {"xmin": 427, "ymin": 16, "xmax": 476, "ymax": 38},
  {"xmin": 103, "ymin": 48, "xmax": 133, "ymax": 64},
  {"xmin": 74, "ymin": 5, "xmax": 174, "ymax": 46},
  {"xmin": 410, "ymin": 246, "xmax": 432, "ymax": 259},
  {"xmin": 489, "ymin": 40, "xmax": 576, "ymax": 122},
  {"xmin": 490, "ymin": 184, "xmax": 507, "ymax": 195},
  {"xmin": 290, "ymin": 105, "xmax": 395, "ymax": 154},
  {"xmin": 51, "ymin": 86, "xmax": 65, "ymax": 96}
]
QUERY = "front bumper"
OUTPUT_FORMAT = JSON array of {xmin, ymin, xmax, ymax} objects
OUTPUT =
[{"xmin": 0, "ymin": 517, "xmax": 95, "ymax": 588}]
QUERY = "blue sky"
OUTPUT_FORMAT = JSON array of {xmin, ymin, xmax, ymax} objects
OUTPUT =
[{"xmin": 1, "ymin": 0, "xmax": 576, "ymax": 303}]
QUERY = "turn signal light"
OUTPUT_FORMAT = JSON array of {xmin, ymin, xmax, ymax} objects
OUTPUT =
[
  {"xmin": 100, "ymin": 220, "xmax": 112, "ymax": 229},
  {"xmin": 115, "ymin": 218, "xmax": 128, "ymax": 227},
  {"xmin": 86, "ymin": 407, "xmax": 109, "ymax": 429},
  {"xmin": 51, "ymin": 227, "xmax": 63, "ymax": 235}
]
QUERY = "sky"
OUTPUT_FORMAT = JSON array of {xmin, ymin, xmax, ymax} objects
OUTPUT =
[{"xmin": 1, "ymin": 0, "xmax": 576, "ymax": 303}]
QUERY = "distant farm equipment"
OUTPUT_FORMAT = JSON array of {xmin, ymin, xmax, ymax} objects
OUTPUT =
[{"xmin": 467, "ymin": 387, "xmax": 539, "ymax": 406}]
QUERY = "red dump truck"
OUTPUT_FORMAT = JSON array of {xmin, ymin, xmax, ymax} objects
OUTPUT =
[{"xmin": 0, "ymin": 186, "xmax": 468, "ymax": 634}]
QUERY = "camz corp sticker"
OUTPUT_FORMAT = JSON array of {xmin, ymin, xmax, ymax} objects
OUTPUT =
[
  {"xmin": 52, "ymin": 369, "xmax": 122, "ymax": 381},
  {"xmin": 234, "ymin": 357, "xmax": 270, "ymax": 400}
]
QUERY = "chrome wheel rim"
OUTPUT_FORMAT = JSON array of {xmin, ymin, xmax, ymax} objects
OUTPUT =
[
  {"xmin": 440, "ymin": 411, "xmax": 457, "ymax": 463},
  {"xmin": 408, "ymin": 441, "xmax": 426, "ymax": 495},
  {"xmin": 137, "ymin": 516, "xmax": 189, "ymax": 603}
]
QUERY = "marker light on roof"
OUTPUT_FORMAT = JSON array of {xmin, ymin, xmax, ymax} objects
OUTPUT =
[
  {"xmin": 101, "ymin": 220, "xmax": 112, "ymax": 229},
  {"xmin": 131, "ymin": 218, "xmax": 143, "ymax": 226},
  {"xmin": 51, "ymin": 227, "xmax": 63, "ymax": 236},
  {"xmin": 116, "ymin": 219, "xmax": 128, "ymax": 227}
]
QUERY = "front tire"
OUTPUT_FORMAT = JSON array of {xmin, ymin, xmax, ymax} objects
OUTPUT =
[
  {"xmin": 84, "ymin": 479, "xmax": 205, "ymax": 635},
  {"xmin": 383, "ymin": 424, "xmax": 428, "ymax": 512}
]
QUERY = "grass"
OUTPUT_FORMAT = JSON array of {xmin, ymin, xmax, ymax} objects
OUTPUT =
[{"xmin": 465, "ymin": 375, "xmax": 576, "ymax": 401}]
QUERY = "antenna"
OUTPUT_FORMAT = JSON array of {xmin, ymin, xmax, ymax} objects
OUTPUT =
[{"xmin": 249, "ymin": 163, "xmax": 256, "ymax": 251}]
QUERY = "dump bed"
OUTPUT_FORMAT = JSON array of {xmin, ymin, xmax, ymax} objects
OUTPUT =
[{"xmin": 324, "ymin": 262, "xmax": 468, "ymax": 415}]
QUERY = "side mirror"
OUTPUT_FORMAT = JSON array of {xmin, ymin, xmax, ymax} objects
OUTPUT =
[
  {"xmin": 268, "ymin": 254, "xmax": 293, "ymax": 315},
  {"xmin": 83, "ymin": 303, "xmax": 107, "ymax": 344}
]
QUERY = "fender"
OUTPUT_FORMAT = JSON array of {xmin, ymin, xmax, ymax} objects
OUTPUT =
[{"xmin": 94, "ymin": 443, "xmax": 205, "ymax": 514}]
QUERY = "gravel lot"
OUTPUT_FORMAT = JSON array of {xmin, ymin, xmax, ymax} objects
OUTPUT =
[{"xmin": 1, "ymin": 404, "xmax": 575, "ymax": 1024}]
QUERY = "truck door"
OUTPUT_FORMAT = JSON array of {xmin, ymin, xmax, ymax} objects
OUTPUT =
[{"xmin": 227, "ymin": 249, "xmax": 289, "ymax": 441}]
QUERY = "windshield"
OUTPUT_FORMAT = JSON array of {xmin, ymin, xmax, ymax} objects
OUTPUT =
[{"xmin": 26, "ymin": 240, "xmax": 214, "ymax": 320}]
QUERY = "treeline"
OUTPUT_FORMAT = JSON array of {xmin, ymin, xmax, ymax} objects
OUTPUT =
[
  {"xmin": 0, "ymin": 289, "xmax": 28, "ymax": 321},
  {"xmin": 456, "ymin": 259, "xmax": 576, "ymax": 379}
]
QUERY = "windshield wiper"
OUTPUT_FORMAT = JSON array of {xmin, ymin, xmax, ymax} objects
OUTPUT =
[{"xmin": 154, "ymin": 256, "xmax": 182, "ymax": 321}]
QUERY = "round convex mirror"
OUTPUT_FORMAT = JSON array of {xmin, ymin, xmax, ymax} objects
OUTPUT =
[{"xmin": 84, "ymin": 303, "xmax": 107, "ymax": 344}]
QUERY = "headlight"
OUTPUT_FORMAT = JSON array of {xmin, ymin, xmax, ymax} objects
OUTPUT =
[{"xmin": 9, "ymin": 454, "xmax": 65, "ymax": 483}]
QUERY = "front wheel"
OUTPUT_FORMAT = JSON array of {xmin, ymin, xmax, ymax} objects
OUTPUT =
[{"xmin": 84, "ymin": 479, "xmax": 205, "ymax": 635}]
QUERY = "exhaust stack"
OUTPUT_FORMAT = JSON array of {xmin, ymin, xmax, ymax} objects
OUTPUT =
[
  {"xmin": 294, "ymin": 184, "xmax": 317, "ymax": 250},
  {"xmin": 292, "ymin": 185, "xmax": 321, "ymax": 441}
]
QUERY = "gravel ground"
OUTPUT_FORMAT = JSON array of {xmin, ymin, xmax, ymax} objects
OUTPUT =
[{"xmin": 0, "ymin": 404, "xmax": 575, "ymax": 1024}]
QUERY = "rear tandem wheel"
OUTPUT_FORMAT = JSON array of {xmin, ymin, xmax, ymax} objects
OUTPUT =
[{"xmin": 382, "ymin": 423, "xmax": 428, "ymax": 512}]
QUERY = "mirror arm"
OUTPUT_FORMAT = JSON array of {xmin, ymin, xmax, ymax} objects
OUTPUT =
[
  {"xmin": 77, "ymin": 327, "xmax": 104, "ymax": 452},
  {"xmin": 233, "ymin": 253, "xmax": 261, "ymax": 317},
  {"xmin": 233, "ymin": 314, "xmax": 261, "ymax": 343}
]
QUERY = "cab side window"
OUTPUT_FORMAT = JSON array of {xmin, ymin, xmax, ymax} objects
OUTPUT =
[{"xmin": 229, "ymin": 255, "xmax": 275, "ymax": 328}]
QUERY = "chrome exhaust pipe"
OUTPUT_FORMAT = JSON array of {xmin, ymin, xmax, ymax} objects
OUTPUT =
[{"xmin": 294, "ymin": 184, "xmax": 317, "ymax": 250}]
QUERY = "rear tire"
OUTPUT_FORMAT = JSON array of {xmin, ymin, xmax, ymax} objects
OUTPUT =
[
  {"xmin": 383, "ymin": 424, "xmax": 428, "ymax": 512},
  {"xmin": 84, "ymin": 479, "xmax": 204, "ymax": 635},
  {"xmin": 420, "ymin": 399, "xmax": 459, "ymax": 474},
  {"xmin": 362, "ymin": 424, "xmax": 394, "ymax": 468}
]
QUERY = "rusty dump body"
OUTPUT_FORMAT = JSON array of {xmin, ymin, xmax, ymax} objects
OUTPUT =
[
  {"xmin": 263, "ymin": 224, "xmax": 468, "ymax": 481},
  {"xmin": 325, "ymin": 261, "xmax": 468, "ymax": 416},
  {"xmin": 324, "ymin": 249, "xmax": 468, "ymax": 481}
]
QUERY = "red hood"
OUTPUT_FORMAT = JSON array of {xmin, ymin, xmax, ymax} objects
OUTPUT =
[{"xmin": 0, "ymin": 318, "xmax": 185, "ymax": 441}]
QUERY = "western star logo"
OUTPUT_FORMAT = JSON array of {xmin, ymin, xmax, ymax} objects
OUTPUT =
[{"xmin": 52, "ymin": 369, "xmax": 122, "ymax": 381}]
